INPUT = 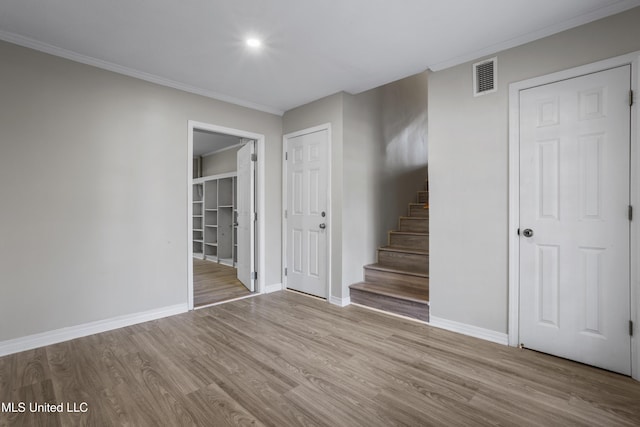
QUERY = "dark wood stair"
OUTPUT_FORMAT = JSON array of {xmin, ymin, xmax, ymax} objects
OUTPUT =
[{"xmin": 349, "ymin": 179, "xmax": 429, "ymax": 321}]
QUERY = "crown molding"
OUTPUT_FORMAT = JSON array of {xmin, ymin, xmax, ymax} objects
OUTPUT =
[
  {"xmin": 0, "ymin": 30, "xmax": 284, "ymax": 116},
  {"xmin": 429, "ymin": 0, "xmax": 640, "ymax": 71}
]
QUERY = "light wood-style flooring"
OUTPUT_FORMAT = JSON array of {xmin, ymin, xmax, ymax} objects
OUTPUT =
[
  {"xmin": 193, "ymin": 258, "xmax": 251, "ymax": 307},
  {"xmin": 1, "ymin": 291, "xmax": 640, "ymax": 426}
]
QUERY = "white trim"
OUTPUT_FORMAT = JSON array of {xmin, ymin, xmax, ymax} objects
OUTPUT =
[
  {"xmin": 631, "ymin": 56, "xmax": 640, "ymax": 382},
  {"xmin": 187, "ymin": 121, "xmax": 267, "ymax": 310},
  {"xmin": 188, "ymin": 124, "xmax": 195, "ymax": 310},
  {"xmin": 429, "ymin": 316, "xmax": 509, "ymax": 346},
  {"xmin": 429, "ymin": 1, "xmax": 640, "ymax": 71},
  {"xmin": 0, "ymin": 30, "xmax": 284, "ymax": 116},
  {"xmin": 508, "ymin": 51, "xmax": 640, "ymax": 380},
  {"xmin": 282, "ymin": 123, "xmax": 333, "ymax": 300},
  {"xmin": 0, "ymin": 304, "xmax": 187, "ymax": 357},
  {"xmin": 329, "ymin": 296, "xmax": 351, "ymax": 307},
  {"xmin": 193, "ymin": 171, "xmax": 237, "ymax": 185},
  {"xmin": 257, "ymin": 134, "xmax": 266, "ymax": 297},
  {"xmin": 265, "ymin": 283, "xmax": 284, "ymax": 294}
]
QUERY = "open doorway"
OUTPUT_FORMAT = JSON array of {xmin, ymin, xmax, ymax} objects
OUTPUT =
[{"xmin": 187, "ymin": 121, "xmax": 265, "ymax": 310}]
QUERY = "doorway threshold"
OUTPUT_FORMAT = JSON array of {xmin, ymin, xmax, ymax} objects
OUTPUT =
[{"xmin": 194, "ymin": 292, "xmax": 259, "ymax": 310}]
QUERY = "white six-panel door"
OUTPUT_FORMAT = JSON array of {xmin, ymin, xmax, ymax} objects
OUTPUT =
[
  {"xmin": 519, "ymin": 65, "xmax": 632, "ymax": 375},
  {"xmin": 236, "ymin": 141, "xmax": 255, "ymax": 291},
  {"xmin": 285, "ymin": 129, "xmax": 328, "ymax": 298}
]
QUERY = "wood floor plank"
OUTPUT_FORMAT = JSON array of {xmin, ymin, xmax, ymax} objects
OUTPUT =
[
  {"xmin": 193, "ymin": 259, "xmax": 251, "ymax": 307},
  {"xmin": 1, "ymin": 290, "xmax": 640, "ymax": 426},
  {"xmin": 186, "ymin": 382, "xmax": 265, "ymax": 427}
]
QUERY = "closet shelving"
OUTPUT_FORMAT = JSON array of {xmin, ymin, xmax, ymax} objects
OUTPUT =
[
  {"xmin": 193, "ymin": 172, "xmax": 237, "ymax": 267},
  {"xmin": 192, "ymin": 183, "xmax": 204, "ymax": 258}
]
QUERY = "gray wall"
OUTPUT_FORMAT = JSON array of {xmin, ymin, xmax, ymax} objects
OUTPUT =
[
  {"xmin": 428, "ymin": 7, "xmax": 640, "ymax": 333},
  {"xmin": 201, "ymin": 147, "xmax": 241, "ymax": 176},
  {"xmin": 379, "ymin": 71, "xmax": 429, "ymax": 237},
  {"xmin": 342, "ymin": 89, "xmax": 384, "ymax": 288},
  {"xmin": 0, "ymin": 40, "xmax": 282, "ymax": 342}
]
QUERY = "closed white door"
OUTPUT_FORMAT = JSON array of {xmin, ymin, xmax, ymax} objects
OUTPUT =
[
  {"xmin": 286, "ymin": 129, "xmax": 328, "ymax": 298},
  {"xmin": 236, "ymin": 141, "xmax": 255, "ymax": 291},
  {"xmin": 519, "ymin": 65, "xmax": 631, "ymax": 374}
]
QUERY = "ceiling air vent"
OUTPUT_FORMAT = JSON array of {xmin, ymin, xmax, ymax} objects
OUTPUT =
[{"xmin": 473, "ymin": 57, "xmax": 497, "ymax": 96}]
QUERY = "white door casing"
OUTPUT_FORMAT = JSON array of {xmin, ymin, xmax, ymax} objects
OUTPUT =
[
  {"xmin": 518, "ymin": 66, "xmax": 631, "ymax": 374},
  {"xmin": 187, "ymin": 120, "xmax": 266, "ymax": 310},
  {"xmin": 236, "ymin": 140, "xmax": 255, "ymax": 291},
  {"xmin": 284, "ymin": 128, "xmax": 329, "ymax": 298}
]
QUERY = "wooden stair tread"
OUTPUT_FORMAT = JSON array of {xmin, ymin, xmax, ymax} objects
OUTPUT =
[
  {"xmin": 364, "ymin": 263, "xmax": 428, "ymax": 278},
  {"xmin": 390, "ymin": 231, "xmax": 429, "ymax": 236},
  {"xmin": 350, "ymin": 282, "xmax": 429, "ymax": 304},
  {"xmin": 350, "ymin": 175, "xmax": 430, "ymax": 322},
  {"xmin": 379, "ymin": 245, "xmax": 429, "ymax": 255}
]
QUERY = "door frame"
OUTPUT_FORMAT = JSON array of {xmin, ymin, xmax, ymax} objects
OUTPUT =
[
  {"xmin": 508, "ymin": 52, "xmax": 640, "ymax": 380},
  {"xmin": 282, "ymin": 123, "xmax": 332, "ymax": 300},
  {"xmin": 187, "ymin": 120, "xmax": 265, "ymax": 310},
  {"xmin": 236, "ymin": 140, "xmax": 256, "ymax": 292}
]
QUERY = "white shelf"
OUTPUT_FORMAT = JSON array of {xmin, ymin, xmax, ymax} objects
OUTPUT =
[{"xmin": 193, "ymin": 172, "xmax": 237, "ymax": 268}]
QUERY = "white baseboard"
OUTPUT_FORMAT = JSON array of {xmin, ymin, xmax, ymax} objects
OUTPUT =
[
  {"xmin": 429, "ymin": 316, "xmax": 509, "ymax": 346},
  {"xmin": 329, "ymin": 295, "xmax": 351, "ymax": 307},
  {"xmin": 264, "ymin": 283, "xmax": 283, "ymax": 294},
  {"xmin": 0, "ymin": 303, "xmax": 188, "ymax": 357}
]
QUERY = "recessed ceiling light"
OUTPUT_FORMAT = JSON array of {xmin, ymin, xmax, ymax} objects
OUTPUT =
[{"xmin": 246, "ymin": 38, "xmax": 262, "ymax": 48}]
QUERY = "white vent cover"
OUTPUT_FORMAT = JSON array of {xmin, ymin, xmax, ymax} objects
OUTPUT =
[{"xmin": 473, "ymin": 57, "xmax": 497, "ymax": 96}]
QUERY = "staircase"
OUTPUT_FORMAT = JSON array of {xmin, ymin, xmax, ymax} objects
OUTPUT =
[{"xmin": 349, "ymin": 180, "xmax": 429, "ymax": 321}]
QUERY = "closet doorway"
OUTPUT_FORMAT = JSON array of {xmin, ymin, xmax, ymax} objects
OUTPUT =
[{"xmin": 187, "ymin": 121, "xmax": 264, "ymax": 309}]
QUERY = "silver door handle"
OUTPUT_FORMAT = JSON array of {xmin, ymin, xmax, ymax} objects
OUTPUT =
[
  {"xmin": 522, "ymin": 228, "xmax": 534, "ymax": 238},
  {"xmin": 319, "ymin": 223, "xmax": 326, "ymax": 229}
]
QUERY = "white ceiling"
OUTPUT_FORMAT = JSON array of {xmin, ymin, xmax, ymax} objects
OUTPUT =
[{"xmin": 1, "ymin": 0, "xmax": 639, "ymax": 115}]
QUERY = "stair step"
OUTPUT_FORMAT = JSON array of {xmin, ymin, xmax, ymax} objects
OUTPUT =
[
  {"xmin": 417, "ymin": 191, "xmax": 429, "ymax": 204},
  {"xmin": 364, "ymin": 263, "xmax": 428, "ymax": 288},
  {"xmin": 349, "ymin": 282, "xmax": 430, "ymax": 321},
  {"xmin": 398, "ymin": 217, "xmax": 429, "ymax": 233},
  {"xmin": 409, "ymin": 203, "xmax": 429, "ymax": 218},
  {"xmin": 388, "ymin": 231, "xmax": 429, "ymax": 250},
  {"xmin": 350, "ymin": 281, "xmax": 428, "ymax": 303},
  {"xmin": 377, "ymin": 246, "xmax": 429, "ymax": 274}
]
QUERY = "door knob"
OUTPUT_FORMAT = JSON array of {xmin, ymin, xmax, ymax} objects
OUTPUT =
[
  {"xmin": 522, "ymin": 228, "xmax": 534, "ymax": 238},
  {"xmin": 319, "ymin": 223, "xmax": 326, "ymax": 229}
]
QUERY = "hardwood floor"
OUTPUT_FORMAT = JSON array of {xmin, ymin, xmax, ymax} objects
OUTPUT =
[
  {"xmin": 1, "ymin": 291, "xmax": 640, "ymax": 426},
  {"xmin": 193, "ymin": 259, "xmax": 251, "ymax": 307}
]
